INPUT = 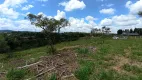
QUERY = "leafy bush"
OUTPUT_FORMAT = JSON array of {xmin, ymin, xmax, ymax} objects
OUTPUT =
[
  {"xmin": 7, "ymin": 69, "xmax": 26, "ymax": 80},
  {"xmin": 47, "ymin": 46, "xmax": 57, "ymax": 55},
  {"xmin": 0, "ymin": 35, "xmax": 10, "ymax": 53}
]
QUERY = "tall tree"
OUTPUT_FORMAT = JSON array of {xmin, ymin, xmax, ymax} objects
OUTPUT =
[
  {"xmin": 102, "ymin": 26, "xmax": 106, "ymax": 34},
  {"xmin": 117, "ymin": 29, "xmax": 123, "ymax": 35},
  {"xmin": 26, "ymin": 14, "xmax": 59, "ymax": 54},
  {"xmin": 57, "ymin": 18, "xmax": 70, "ymax": 34},
  {"xmin": 91, "ymin": 28, "xmax": 99, "ymax": 34},
  {"xmin": 105, "ymin": 27, "xmax": 111, "ymax": 34},
  {"xmin": 138, "ymin": 11, "xmax": 142, "ymax": 17},
  {"xmin": 102, "ymin": 26, "xmax": 111, "ymax": 34},
  {"xmin": 130, "ymin": 29, "xmax": 133, "ymax": 33}
]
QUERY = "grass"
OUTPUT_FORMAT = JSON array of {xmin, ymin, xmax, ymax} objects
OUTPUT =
[
  {"xmin": 0, "ymin": 36, "xmax": 142, "ymax": 80},
  {"xmin": 6, "ymin": 69, "xmax": 27, "ymax": 80},
  {"xmin": 75, "ymin": 48, "xmax": 90, "ymax": 55},
  {"xmin": 122, "ymin": 64, "xmax": 142, "ymax": 74},
  {"xmin": 49, "ymin": 73, "xmax": 57, "ymax": 80},
  {"xmin": 75, "ymin": 60, "xmax": 94, "ymax": 80}
]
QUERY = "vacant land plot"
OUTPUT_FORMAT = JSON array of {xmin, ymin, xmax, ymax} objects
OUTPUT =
[{"xmin": 0, "ymin": 37, "xmax": 142, "ymax": 80}]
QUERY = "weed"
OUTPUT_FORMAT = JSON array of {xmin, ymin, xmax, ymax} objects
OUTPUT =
[
  {"xmin": 49, "ymin": 73, "xmax": 57, "ymax": 80},
  {"xmin": 122, "ymin": 64, "xmax": 142, "ymax": 74},
  {"xmin": 7, "ymin": 69, "xmax": 26, "ymax": 80},
  {"xmin": 76, "ymin": 48, "xmax": 89, "ymax": 55},
  {"xmin": 75, "ymin": 61, "xmax": 94, "ymax": 80}
]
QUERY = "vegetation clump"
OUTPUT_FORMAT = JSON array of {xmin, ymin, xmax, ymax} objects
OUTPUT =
[
  {"xmin": 6, "ymin": 69, "xmax": 26, "ymax": 80},
  {"xmin": 0, "ymin": 35, "xmax": 10, "ymax": 53}
]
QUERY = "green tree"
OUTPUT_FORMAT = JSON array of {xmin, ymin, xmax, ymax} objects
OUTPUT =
[
  {"xmin": 138, "ymin": 11, "xmax": 142, "ymax": 17},
  {"xmin": 26, "ymin": 14, "xmax": 59, "ymax": 54},
  {"xmin": 105, "ymin": 27, "xmax": 111, "ymax": 34},
  {"xmin": 102, "ymin": 26, "xmax": 106, "ymax": 34},
  {"xmin": 117, "ymin": 29, "xmax": 123, "ymax": 35},
  {"xmin": 56, "ymin": 18, "xmax": 70, "ymax": 34},
  {"xmin": 0, "ymin": 35, "xmax": 10, "ymax": 53},
  {"xmin": 130, "ymin": 29, "xmax": 133, "ymax": 33}
]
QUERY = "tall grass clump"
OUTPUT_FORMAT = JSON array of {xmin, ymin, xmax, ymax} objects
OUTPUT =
[
  {"xmin": 122, "ymin": 64, "xmax": 142, "ymax": 74},
  {"xmin": 75, "ymin": 61, "xmax": 94, "ymax": 80},
  {"xmin": 76, "ymin": 48, "xmax": 89, "ymax": 55},
  {"xmin": 6, "ymin": 69, "xmax": 26, "ymax": 80},
  {"xmin": 49, "ymin": 73, "xmax": 57, "ymax": 80}
]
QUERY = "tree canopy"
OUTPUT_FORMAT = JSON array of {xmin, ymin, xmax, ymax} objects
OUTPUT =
[
  {"xmin": 27, "ymin": 14, "xmax": 58, "ymax": 33},
  {"xmin": 138, "ymin": 11, "xmax": 142, "ymax": 17}
]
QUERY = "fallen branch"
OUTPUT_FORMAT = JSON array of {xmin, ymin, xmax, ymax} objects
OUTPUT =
[
  {"xmin": 58, "ymin": 45, "xmax": 80, "ymax": 51},
  {"xmin": 17, "ymin": 61, "xmax": 42, "ymax": 69},
  {"xmin": 25, "ymin": 67, "xmax": 55, "ymax": 80},
  {"xmin": 61, "ymin": 74, "xmax": 75, "ymax": 79}
]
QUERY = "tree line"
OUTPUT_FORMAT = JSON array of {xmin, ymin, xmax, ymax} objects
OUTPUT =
[{"xmin": 117, "ymin": 28, "xmax": 142, "ymax": 35}]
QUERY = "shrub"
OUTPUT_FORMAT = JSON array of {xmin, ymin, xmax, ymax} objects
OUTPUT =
[
  {"xmin": 0, "ymin": 35, "xmax": 10, "ymax": 53},
  {"xmin": 46, "ymin": 46, "xmax": 57, "ymax": 55},
  {"xmin": 7, "ymin": 69, "xmax": 26, "ymax": 80}
]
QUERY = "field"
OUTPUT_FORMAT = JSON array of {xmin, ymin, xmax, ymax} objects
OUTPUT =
[{"xmin": 0, "ymin": 36, "xmax": 142, "ymax": 80}]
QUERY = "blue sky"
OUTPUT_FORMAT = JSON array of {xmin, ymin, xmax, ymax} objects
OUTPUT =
[{"xmin": 0, "ymin": 0, "xmax": 142, "ymax": 33}]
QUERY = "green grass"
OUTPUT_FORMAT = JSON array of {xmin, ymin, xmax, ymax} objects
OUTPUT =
[
  {"xmin": 6, "ymin": 69, "xmax": 27, "ymax": 80},
  {"xmin": 0, "ymin": 36, "xmax": 142, "ymax": 80},
  {"xmin": 75, "ymin": 48, "xmax": 90, "ymax": 55},
  {"xmin": 122, "ymin": 64, "xmax": 142, "ymax": 74},
  {"xmin": 75, "ymin": 60, "xmax": 94, "ymax": 80}
]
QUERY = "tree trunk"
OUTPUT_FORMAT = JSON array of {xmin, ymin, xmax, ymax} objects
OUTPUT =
[
  {"xmin": 42, "ymin": 29, "xmax": 56, "ymax": 54},
  {"xmin": 58, "ymin": 27, "xmax": 61, "ymax": 34}
]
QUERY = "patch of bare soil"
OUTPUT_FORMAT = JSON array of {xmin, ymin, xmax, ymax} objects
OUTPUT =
[
  {"xmin": 111, "ymin": 56, "xmax": 142, "ymax": 75},
  {"xmin": 112, "ymin": 56, "xmax": 129, "ymax": 72},
  {"xmin": 0, "ymin": 72, "xmax": 6, "ymax": 80},
  {"xmin": 27, "ymin": 49, "xmax": 79, "ymax": 80},
  {"xmin": 105, "ymin": 47, "xmax": 141, "ymax": 75},
  {"xmin": 88, "ymin": 46, "xmax": 97, "ymax": 53},
  {"xmin": 10, "ymin": 59, "xmax": 26, "ymax": 67}
]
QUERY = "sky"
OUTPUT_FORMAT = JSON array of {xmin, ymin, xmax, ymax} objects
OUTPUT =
[{"xmin": 0, "ymin": 0, "xmax": 142, "ymax": 33}]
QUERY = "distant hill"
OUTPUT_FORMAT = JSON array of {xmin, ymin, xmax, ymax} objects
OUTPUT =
[{"xmin": 0, "ymin": 30, "xmax": 13, "ymax": 33}]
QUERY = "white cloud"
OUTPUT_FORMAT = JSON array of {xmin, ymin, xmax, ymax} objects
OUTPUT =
[
  {"xmin": 126, "ymin": 0, "xmax": 142, "ymax": 14},
  {"xmin": 0, "ymin": 18, "xmax": 41, "ymax": 31},
  {"xmin": 54, "ymin": 10, "xmax": 66, "ymax": 20},
  {"xmin": 86, "ymin": 16, "xmax": 98, "ymax": 21},
  {"xmin": 37, "ymin": 0, "xmax": 48, "ymax": 2},
  {"xmin": 101, "ymin": 4, "xmax": 114, "ymax": 7},
  {"xmin": 99, "ymin": 14, "xmax": 142, "ymax": 33},
  {"xmin": 106, "ymin": 4, "xmax": 114, "ymax": 7},
  {"xmin": 100, "ymin": 18, "xmax": 112, "ymax": 26},
  {"xmin": 100, "ymin": 8, "xmax": 115, "ymax": 14},
  {"xmin": 112, "ymin": 15, "xmax": 138, "ymax": 26},
  {"xmin": 96, "ymin": 0, "xmax": 105, "ymax": 2},
  {"xmin": 2, "ymin": 0, "xmax": 27, "ymax": 7},
  {"xmin": 59, "ymin": 0, "xmax": 86, "ymax": 11},
  {"xmin": 0, "ymin": 7, "xmax": 19, "ymax": 19},
  {"xmin": 22, "ymin": 5, "xmax": 34, "ymax": 11},
  {"xmin": 0, "ymin": 0, "xmax": 27, "ymax": 19},
  {"xmin": 61, "ymin": 17, "xmax": 97, "ymax": 33}
]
